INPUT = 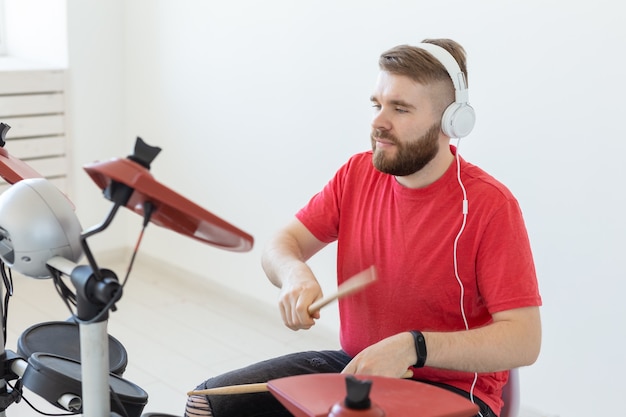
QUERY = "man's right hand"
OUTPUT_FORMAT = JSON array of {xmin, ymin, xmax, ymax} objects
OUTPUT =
[{"xmin": 278, "ymin": 273, "xmax": 323, "ymax": 330}]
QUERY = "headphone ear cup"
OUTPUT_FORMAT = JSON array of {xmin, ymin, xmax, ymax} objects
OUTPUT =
[{"xmin": 441, "ymin": 103, "xmax": 476, "ymax": 138}]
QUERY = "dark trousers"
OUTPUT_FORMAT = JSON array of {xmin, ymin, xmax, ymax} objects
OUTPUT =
[{"xmin": 192, "ymin": 350, "xmax": 496, "ymax": 417}]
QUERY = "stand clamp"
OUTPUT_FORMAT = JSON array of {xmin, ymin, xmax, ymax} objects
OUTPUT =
[{"xmin": 0, "ymin": 351, "xmax": 23, "ymax": 411}]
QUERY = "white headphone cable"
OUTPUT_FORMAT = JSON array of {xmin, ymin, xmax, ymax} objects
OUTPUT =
[
  {"xmin": 452, "ymin": 138, "xmax": 483, "ymax": 417},
  {"xmin": 453, "ymin": 138, "xmax": 469, "ymax": 330}
]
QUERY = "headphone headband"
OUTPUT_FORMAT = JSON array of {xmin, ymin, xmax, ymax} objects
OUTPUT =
[{"xmin": 414, "ymin": 43, "xmax": 469, "ymax": 104}]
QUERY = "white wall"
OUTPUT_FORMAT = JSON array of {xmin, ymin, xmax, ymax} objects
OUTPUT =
[
  {"xmin": 65, "ymin": 0, "xmax": 134, "ymax": 252},
  {"xmin": 4, "ymin": 0, "xmax": 67, "ymax": 67},
  {"xmin": 62, "ymin": 1, "xmax": 625, "ymax": 416}
]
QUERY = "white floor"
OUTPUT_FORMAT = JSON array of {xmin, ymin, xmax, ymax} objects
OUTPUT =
[{"xmin": 1, "ymin": 254, "xmax": 340, "ymax": 416}]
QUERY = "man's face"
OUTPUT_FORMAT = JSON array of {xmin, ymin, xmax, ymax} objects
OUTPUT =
[{"xmin": 370, "ymin": 71, "xmax": 442, "ymax": 176}]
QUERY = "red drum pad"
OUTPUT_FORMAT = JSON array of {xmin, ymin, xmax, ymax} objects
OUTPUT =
[
  {"xmin": 268, "ymin": 374, "xmax": 479, "ymax": 417},
  {"xmin": 83, "ymin": 157, "xmax": 254, "ymax": 252}
]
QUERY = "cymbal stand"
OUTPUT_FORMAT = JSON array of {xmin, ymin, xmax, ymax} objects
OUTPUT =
[{"xmin": 43, "ymin": 200, "xmax": 127, "ymax": 417}]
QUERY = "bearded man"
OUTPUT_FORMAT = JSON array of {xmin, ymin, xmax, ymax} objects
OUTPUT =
[{"xmin": 186, "ymin": 38, "xmax": 542, "ymax": 417}]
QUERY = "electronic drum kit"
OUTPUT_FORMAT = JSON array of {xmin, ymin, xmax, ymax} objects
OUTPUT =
[{"xmin": 0, "ymin": 127, "xmax": 478, "ymax": 417}]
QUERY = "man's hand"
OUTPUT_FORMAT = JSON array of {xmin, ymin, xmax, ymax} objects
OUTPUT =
[
  {"xmin": 341, "ymin": 332, "xmax": 415, "ymax": 378},
  {"xmin": 278, "ymin": 273, "xmax": 323, "ymax": 330},
  {"xmin": 261, "ymin": 218, "xmax": 330, "ymax": 331}
]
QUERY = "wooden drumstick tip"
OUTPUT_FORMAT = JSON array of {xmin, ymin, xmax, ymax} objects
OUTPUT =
[{"xmin": 187, "ymin": 382, "xmax": 268, "ymax": 396}]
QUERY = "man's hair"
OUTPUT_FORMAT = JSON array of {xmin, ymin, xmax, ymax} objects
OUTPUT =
[{"xmin": 378, "ymin": 39, "xmax": 468, "ymax": 114}]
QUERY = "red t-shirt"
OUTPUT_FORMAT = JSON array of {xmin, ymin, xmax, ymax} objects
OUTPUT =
[{"xmin": 296, "ymin": 148, "xmax": 542, "ymax": 414}]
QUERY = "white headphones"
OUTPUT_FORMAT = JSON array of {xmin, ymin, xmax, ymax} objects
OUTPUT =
[{"xmin": 414, "ymin": 43, "xmax": 476, "ymax": 138}]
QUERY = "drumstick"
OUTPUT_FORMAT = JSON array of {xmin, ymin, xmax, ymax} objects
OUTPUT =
[
  {"xmin": 307, "ymin": 265, "xmax": 377, "ymax": 314},
  {"xmin": 187, "ymin": 370, "xmax": 414, "ymax": 396},
  {"xmin": 187, "ymin": 382, "xmax": 268, "ymax": 396},
  {"xmin": 188, "ymin": 267, "xmax": 379, "ymax": 397}
]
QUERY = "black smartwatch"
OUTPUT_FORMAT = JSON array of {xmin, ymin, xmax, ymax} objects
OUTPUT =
[{"xmin": 409, "ymin": 330, "xmax": 427, "ymax": 368}]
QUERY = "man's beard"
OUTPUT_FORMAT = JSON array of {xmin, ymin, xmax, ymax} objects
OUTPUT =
[{"xmin": 371, "ymin": 123, "xmax": 441, "ymax": 176}]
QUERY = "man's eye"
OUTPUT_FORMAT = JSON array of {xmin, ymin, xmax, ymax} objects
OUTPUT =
[
  {"xmin": 396, "ymin": 108, "xmax": 408, "ymax": 113},
  {"xmin": 371, "ymin": 104, "xmax": 381, "ymax": 110}
]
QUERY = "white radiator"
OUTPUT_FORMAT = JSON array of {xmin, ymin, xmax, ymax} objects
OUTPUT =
[{"xmin": 0, "ymin": 69, "xmax": 68, "ymax": 193}]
